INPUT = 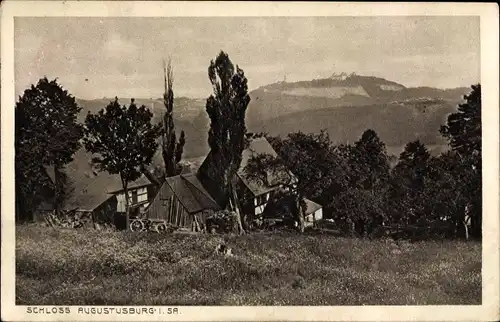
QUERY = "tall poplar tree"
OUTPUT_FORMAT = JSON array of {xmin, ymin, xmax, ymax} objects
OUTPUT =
[
  {"xmin": 198, "ymin": 51, "xmax": 250, "ymax": 234},
  {"xmin": 161, "ymin": 59, "xmax": 185, "ymax": 178}
]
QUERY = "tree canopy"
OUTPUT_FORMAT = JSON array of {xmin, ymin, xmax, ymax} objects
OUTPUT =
[
  {"xmin": 15, "ymin": 77, "xmax": 83, "ymax": 221},
  {"xmin": 440, "ymin": 84, "xmax": 482, "ymax": 237},
  {"xmin": 83, "ymin": 98, "xmax": 161, "ymax": 228}
]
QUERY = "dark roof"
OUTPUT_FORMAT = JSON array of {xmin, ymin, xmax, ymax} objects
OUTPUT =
[
  {"xmin": 237, "ymin": 138, "xmax": 297, "ymax": 196},
  {"xmin": 181, "ymin": 173, "xmax": 219, "ymax": 205},
  {"xmin": 304, "ymin": 199, "xmax": 322, "ymax": 215},
  {"xmin": 107, "ymin": 176, "xmax": 153, "ymax": 194},
  {"xmin": 65, "ymin": 173, "xmax": 152, "ymax": 212},
  {"xmin": 163, "ymin": 174, "xmax": 220, "ymax": 214},
  {"xmin": 198, "ymin": 137, "xmax": 294, "ymax": 199}
]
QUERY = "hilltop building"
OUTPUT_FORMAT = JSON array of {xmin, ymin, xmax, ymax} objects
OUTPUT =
[{"xmin": 330, "ymin": 72, "xmax": 349, "ymax": 81}]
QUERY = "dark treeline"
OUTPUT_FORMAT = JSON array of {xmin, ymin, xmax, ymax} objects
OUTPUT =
[{"xmin": 246, "ymin": 84, "xmax": 481, "ymax": 240}]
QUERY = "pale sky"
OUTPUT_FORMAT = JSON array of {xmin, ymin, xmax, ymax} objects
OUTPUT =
[{"xmin": 15, "ymin": 16, "xmax": 480, "ymax": 99}]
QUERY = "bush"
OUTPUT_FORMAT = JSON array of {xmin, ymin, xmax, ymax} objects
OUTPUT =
[{"xmin": 206, "ymin": 210, "xmax": 238, "ymax": 233}]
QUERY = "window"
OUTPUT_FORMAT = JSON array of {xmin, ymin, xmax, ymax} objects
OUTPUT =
[
  {"xmin": 254, "ymin": 193, "xmax": 269, "ymax": 206},
  {"xmin": 137, "ymin": 187, "xmax": 148, "ymax": 203},
  {"xmin": 128, "ymin": 190, "xmax": 138, "ymax": 204}
]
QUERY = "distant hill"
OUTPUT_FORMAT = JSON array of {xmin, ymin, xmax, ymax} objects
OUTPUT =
[
  {"xmin": 250, "ymin": 102, "xmax": 456, "ymax": 157},
  {"xmin": 244, "ymin": 74, "xmax": 469, "ymax": 157},
  {"xmin": 70, "ymin": 74, "xmax": 470, "ymax": 183},
  {"xmin": 246, "ymin": 75, "xmax": 469, "ymax": 124}
]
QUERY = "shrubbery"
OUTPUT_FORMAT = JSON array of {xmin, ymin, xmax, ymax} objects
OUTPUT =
[
  {"xmin": 206, "ymin": 210, "xmax": 239, "ymax": 233},
  {"xmin": 254, "ymin": 85, "xmax": 482, "ymax": 240}
]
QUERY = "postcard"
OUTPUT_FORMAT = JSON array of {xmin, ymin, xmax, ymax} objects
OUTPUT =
[{"xmin": 1, "ymin": 1, "xmax": 499, "ymax": 321}]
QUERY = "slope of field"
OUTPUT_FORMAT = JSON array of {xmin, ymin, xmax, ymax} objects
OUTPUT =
[{"xmin": 16, "ymin": 226, "xmax": 481, "ymax": 305}]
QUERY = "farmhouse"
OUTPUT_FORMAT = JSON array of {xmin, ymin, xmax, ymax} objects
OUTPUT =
[
  {"xmin": 107, "ymin": 176, "xmax": 156, "ymax": 218},
  {"xmin": 63, "ymin": 173, "xmax": 157, "ymax": 229},
  {"xmin": 143, "ymin": 137, "xmax": 324, "ymax": 230},
  {"xmin": 145, "ymin": 173, "xmax": 221, "ymax": 231},
  {"xmin": 198, "ymin": 137, "xmax": 300, "ymax": 216}
]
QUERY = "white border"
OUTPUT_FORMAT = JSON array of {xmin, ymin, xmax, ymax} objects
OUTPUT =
[{"xmin": 2, "ymin": 2, "xmax": 499, "ymax": 321}]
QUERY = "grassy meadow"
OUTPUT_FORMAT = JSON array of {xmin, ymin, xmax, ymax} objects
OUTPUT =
[{"xmin": 16, "ymin": 226, "xmax": 481, "ymax": 305}]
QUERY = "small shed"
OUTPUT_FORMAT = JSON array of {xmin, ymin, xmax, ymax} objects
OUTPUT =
[
  {"xmin": 303, "ymin": 199, "xmax": 323, "ymax": 228},
  {"xmin": 145, "ymin": 173, "xmax": 221, "ymax": 230},
  {"xmin": 63, "ymin": 173, "xmax": 153, "ymax": 229}
]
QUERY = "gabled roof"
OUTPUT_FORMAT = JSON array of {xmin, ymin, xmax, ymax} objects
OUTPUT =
[
  {"xmin": 237, "ymin": 138, "xmax": 296, "ymax": 196},
  {"xmin": 64, "ymin": 173, "xmax": 152, "ymax": 212},
  {"xmin": 162, "ymin": 173, "xmax": 220, "ymax": 214},
  {"xmin": 198, "ymin": 137, "xmax": 295, "ymax": 199},
  {"xmin": 304, "ymin": 198, "xmax": 322, "ymax": 215},
  {"xmin": 107, "ymin": 175, "xmax": 153, "ymax": 194}
]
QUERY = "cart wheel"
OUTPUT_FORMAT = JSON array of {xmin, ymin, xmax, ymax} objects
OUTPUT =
[
  {"xmin": 155, "ymin": 223, "xmax": 167, "ymax": 233},
  {"xmin": 142, "ymin": 219, "xmax": 152, "ymax": 231},
  {"xmin": 130, "ymin": 219, "xmax": 144, "ymax": 232}
]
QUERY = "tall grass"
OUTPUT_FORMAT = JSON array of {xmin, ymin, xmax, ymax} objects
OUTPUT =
[{"xmin": 16, "ymin": 226, "xmax": 481, "ymax": 305}]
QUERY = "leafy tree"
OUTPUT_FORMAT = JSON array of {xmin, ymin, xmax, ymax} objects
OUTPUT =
[
  {"xmin": 440, "ymin": 84, "xmax": 482, "ymax": 238},
  {"xmin": 83, "ymin": 98, "xmax": 161, "ymax": 229},
  {"xmin": 388, "ymin": 140, "xmax": 432, "ymax": 226},
  {"xmin": 245, "ymin": 130, "xmax": 348, "ymax": 232},
  {"xmin": 440, "ymin": 84, "xmax": 481, "ymax": 159},
  {"xmin": 15, "ymin": 77, "xmax": 83, "ymax": 221},
  {"xmin": 335, "ymin": 130, "xmax": 390, "ymax": 236},
  {"xmin": 425, "ymin": 151, "xmax": 470, "ymax": 238},
  {"xmin": 351, "ymin": 129, "xmax": 390, "ymax": 189},
  {"xmin": 198, "ymin": 51, "xmax": 250, "ymax": 234},
  {"xmin": 14, "ymin": 155, "xmax": 53, "ymax": 222},
  {"xmin": 161, "ymin": 59, "xmax": 186, "ymax": 178}
]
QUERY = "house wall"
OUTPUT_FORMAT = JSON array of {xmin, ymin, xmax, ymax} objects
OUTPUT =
[
  {"xmin": 145, "ymin": 184, "xmax": 211, "ymax": 229},
  {"xmin": 304, "ymin": 208, "xmax": 323, "ymax": 227},
  {"xmin": 116, "ymin": 186, "xmax": 151, "ymax": 213},
  {"xmin": 254, "ymin": 193, "xmax": 271, "ymax": 215},
  {"xmin": 161, "ymin": 195, "xmax": 193, "ymax": 228},
  {"xmin": 92, "ymin": 196, "xmax": 117, "ymax": 228}
]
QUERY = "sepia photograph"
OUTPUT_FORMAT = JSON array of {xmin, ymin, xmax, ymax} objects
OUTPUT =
[{"xmin": 1, "ymin": 1, "xmax": 499, "ymax": 321}]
